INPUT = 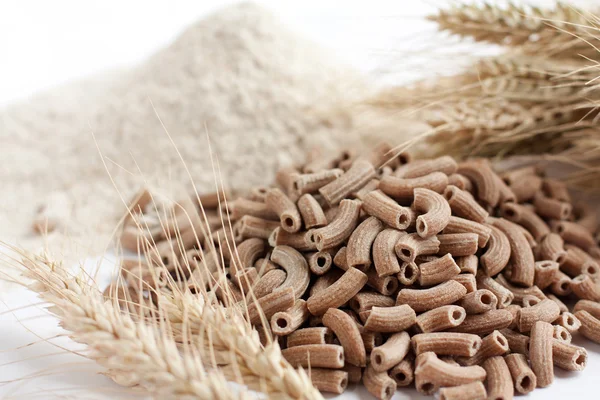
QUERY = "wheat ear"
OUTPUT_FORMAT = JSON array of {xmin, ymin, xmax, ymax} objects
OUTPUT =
[
  {"xmin": 430, "ymin": 2, "xmax": 600, "ymax": 58},
  {"xmin": 16, "ymin": 251, "xmax": 245, "ymax": 400},
  {"xmin": 159, "ymin": 288, "xmax": 324, "ymax": 400}
]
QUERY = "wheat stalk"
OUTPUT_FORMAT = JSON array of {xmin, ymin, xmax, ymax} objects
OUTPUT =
[
  {"xmin": 430, "ymin": 2, "xmax": 600, "ymax": 58},
  {"xmin": 14, "ymin": 250, "xmax": 246, "ymax": 400}
]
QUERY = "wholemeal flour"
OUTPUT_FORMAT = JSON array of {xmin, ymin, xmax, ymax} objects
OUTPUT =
[{"xmin": 0, "ymin": 3, "xmax": 423, "ymax": 260}]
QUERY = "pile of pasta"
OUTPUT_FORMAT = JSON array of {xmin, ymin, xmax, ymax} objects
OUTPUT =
[{"xmin": 119, "ymin": 146, "xmax": 600, "ymax": 400}]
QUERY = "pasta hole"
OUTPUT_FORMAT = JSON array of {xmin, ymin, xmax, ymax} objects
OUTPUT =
[
  {"xmin": 395, "ymin": 372, "xmax": 406, "ymax": 382},
  {"xmin": 587, "ymin": 265, "xmax": 597, "ymax": 275},
  {"xmin": 192, "ymin": 254, "xmax": 202, "ymax": 262},
  {"xmin": 374, "ymin": 354, "xmax": 383, "ymax": 365},
  {"xmin": 560, "ymin": 331, "xmax": 568, "ymax": 341},
  {"xmin": 400, "ymin": 248, "xmax": 412, "ymax": 259},
  {"xmin": 556, "ymin": 253, "xmax": 566, "ymax": 264},
  {"xmin": 504, "ymin": 208, "xmax": 516, "ymax": 218},
  {"xmin": 417, "ymin": 219, "xmax": 427, "ymax": 235},
  {"xmin": 161, "ymin": 256, "xmax": 170, "ymax": 266},
  {"xmin": 338, "ymin": 352, "xmax": 344, "ymax": 361},
  {"xmin": 481, "ymin": 293, "xmax": 492, "ymax": 305},
  {"xmin": 520, "ymin": 376, "xmax": 533, "ymax": 391},
  {"xmin": 292, "ymin": 181, "xmax": 299, "ymax": 192},
  {"xmin": 497, "ymin": 335, "xmax": 506, "ymax": 347},
  {"xmin": 399, "ymin": 154, "xmax": 409, "ymax": 165},
  {"xmin": 404, "ymin": 267, "xmax": 414, "ymax": 279},
  {"xmin": 452, "ymin": 310, "xmax": 463, "ymax": 321},
  {"xmin": 384, "ymin": 384, "xmax": 394, "ymax": 399},
  {"xmin": 317, "ymin": 256, "xmax": 327, "ymax": 267},
  {"xmin": 276, "ymin": 318, "xmax": 288, "ymax": 329},
  {"xmin": 444, "ymin": 188, "xmax": 455, "ymax": 200},
  {"xmin": 576, "ymin": 354, "xmax": 586, "ymax": 366},
  {"xmin": 258, "ymin": 187, "xmax": 267, "ymax": 194},
  {"xmin": 398, "ymin": 214, "xmax": 408, "ymax": 226},
  {"xmin": 566, "ymin": 315, "xmax": 575, "ymax": 325},
  {"xmin": 560, "ymin": 281, "xmax": 570, "ymax": 291},
  {"xmin": 354, "ymin": 263, "xmax": 367, "ymax": 271},
  {"xmin": 556, "ymin": 224, "xmax": 565, "ymax": 234},
  {"xmin": 385, "ymin": 279, "xmax": 398, "ymax": 293},
  {"xmin": 420, "ymin": 382, "xmax": 434, "ymax": 394},
  {"xmin": 340, "ymin": 378, "xmax": 348, "ymax": 389},
  {"xmin": 284, "ymin": 217, "xmax": 294, "ymax": 228}
]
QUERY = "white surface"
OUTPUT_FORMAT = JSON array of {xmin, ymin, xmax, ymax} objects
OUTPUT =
[{"xmin": 1, "ymin": 1, "xmax": 600, "ymax": 399}]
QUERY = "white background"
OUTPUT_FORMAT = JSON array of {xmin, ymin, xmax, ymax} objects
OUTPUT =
[{"xmin": 1, "ymin": 1, "xmax": 599, "ymax": 399}]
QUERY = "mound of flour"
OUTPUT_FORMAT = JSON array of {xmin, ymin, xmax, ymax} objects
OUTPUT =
[{"xmin": 0, "ymin": 3, "xmax": 423, "ymax": 257}]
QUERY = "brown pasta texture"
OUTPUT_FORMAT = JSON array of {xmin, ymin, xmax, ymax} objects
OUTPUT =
[
  {"xmin": 312, "ymin": 199, "xmax": 361, "ymax": 250},
  {"xmin": 292, "ymin": 169, "xmax": 344, "ymax": 196},
  {"xmin": 394, "ymin": 232, "xmax": 440, "ymax": 263},
  {"xmin": 308, "ymin": 368, "xmax": 348, "ymax": 394},
  {"xmin": 379, "ymin": 171, "xmax": 448, "ymax": 203},
  {"xmin": 457, "ymin": 160, "xmax": 500, "ymax": 207},
  {"xmin": 322, "ymin": 308, "xmax": 366, "ymax": 367},
  {"xmin": 457, "ymin": 330, "xmax": 509, "ymax": 366},
  {"xmin": 297, "ymin": 193, "xmax": 327, "ymax": 229},
  {"xmin": 574, "ymin": 310, "xmax": 600, "ymax": 343},
  {"xmin": 412, "ymin": 332, "xmax": 482, "ymax": 357},
  {"xmin": 443, "ymin": 216, "xmax": 491, "ymax": 247},
  {"xmin": 505, "ymin": 353, "xmax": 536, "ymax": 394},
  {"xmin": 271, "ymin": 245, "xmax": 310, "ymax": 299},
  {"xmin": 517, "ymin": 299, "xmax": 561, "ymax": 332},
  {"xmin": 500, "ymin": 202, "xmax": 550, "ymax": 241},
  {"xmin": 306, "ymin": 267, "xmax": 367, "ymax": 315},
  {"xmin": 444, "ymin": 185, "xmax": 489, "ymax": 223},
  {"xmin": 551, "ymin": 220, "xmax": 595, "ymax": 250},
  {"xmin": 390, "ymin": 359, "xmax": 414, "ymax": 387},
  {"xmin": 372, "ymin": 228, "xmax": 405, "ymax": 277},
  {"xmin": 363, "ymin": 304, "xmax": 416, "ymax": 332},
  {"xmin": 530, "ymin": 321, "xmax": 554, "ymax": 388},
  {"xmin": 396, "ymin": 280, "xmax": 467, "ymax": 312},
  {"xmin": 448, "ymin": 309, "xmax": 513, "ymax": 335},
  {"xmin": 363, "ymin": 364, "xmax": 397, "ymax": 400},
  {"xmin": 552, "ymin": 341, "xmax": 587, "ymax": 371},
  {"xmin": 574, "ymin": 299, "xmax": 600, "ymax": 319},
  {"xmin": 459, "ymin": 289, "xmax": 498, "ymax": 314},
  {"xmin": 319, "ymin": 159, "xmax": 376, "ymax": 205},
  {"xmin": 415, "ymin": 352, "xmax": 486, "ymax": 395},
  {"xmin": 537, "ymin": 233, "xmax": 567, "ymax": 264},
  {"xmin": 362, "ymin": 190, "xmax": 413, "ymax": 230},
  {"xmin": 281, "ymin": 344, "xmax": 345, "ymax": 369},
  {"xmin": 416, "ymin": 305, "xmax": 466, "ymax": 333},
  {"xmin": 265, "ymin": 188, "xmax": 303, "ymax": 233},
  {"xmin": 482, "ymin": 356, "xmax": 513, "ymax": 400},
  {"xmin": 418, "ymin": 253, "xmax": 461, "ymax": 286},
  {"xmin": 413, "ymin": 187, "xmax": 452, "ymax": 238},
  {"xmin": 371, "ymin": 331, "xmax": 411, "ymax": 372},
  {"xmin": 439, "ymin": 381, "xmax": 487, "ymax": 400},
  {"xmin": 480, "ymin": 224, "xmax": 511, "ymax": 276},
  {"xmin": 270, "ymin": 299, "xmax": 309, "ymax": 336},
  {"xmin": 437, "ymin": 233, "xmax": 479, "ymax": 257},
  {"xmin": 491, "ymin": 218, "xmax": 535, "ymax": 287},
  {"xmin": 396, "ymin": 156, "xmax": 457, "ymax": 179},
  {"xmin": 286, "ymin": 327, "xmax": 333, "ymax": 347},
  {"xmin": 346, "ymin": 216, "xmax": 384, "ymax": 270}
]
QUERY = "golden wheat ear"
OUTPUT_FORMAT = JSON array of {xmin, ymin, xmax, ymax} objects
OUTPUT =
[
  {"xmin": 430, "ymin": 2, "xmax": 600, "ymax": 58},
  {"xmin": 4, "ymin": 249, "xmax": 244, "ymax": 399}
]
